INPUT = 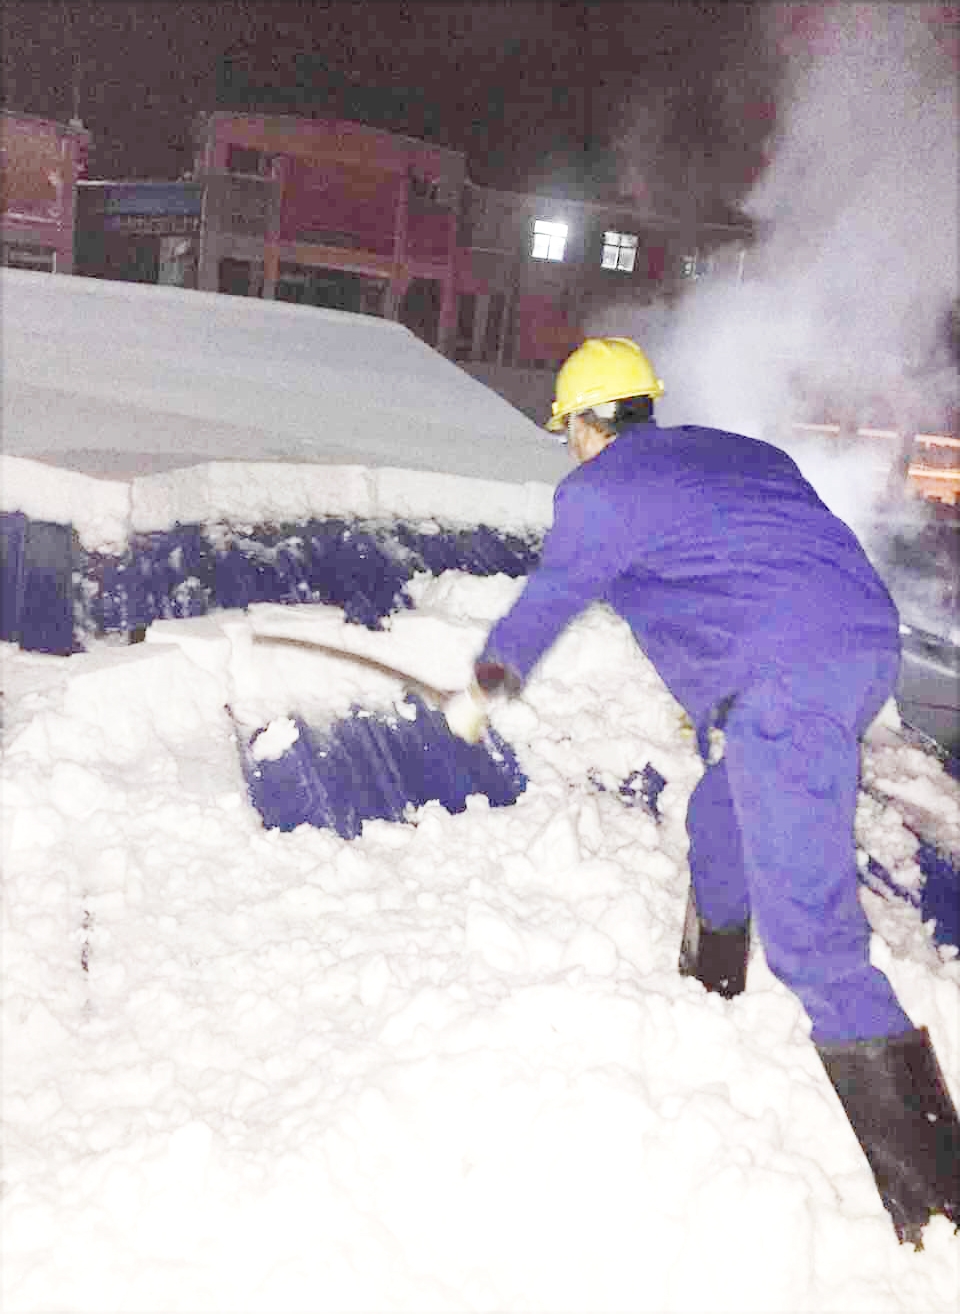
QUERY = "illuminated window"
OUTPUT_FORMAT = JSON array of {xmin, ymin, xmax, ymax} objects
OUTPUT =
[
  {"xmin": 531, "ymin": 219, "xmax": 567, "ymax": 261},
  {"xmin": 601, "ymin": 231, "xmax": 638, "ymax": 272}
]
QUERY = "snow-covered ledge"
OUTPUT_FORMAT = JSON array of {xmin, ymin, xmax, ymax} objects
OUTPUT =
[
  {"xmin": 0, "ymin": 455, "xmax": 131, "ymax": 555},
  {"xmin": 1, "ymin": 453, "xmax": 556, "ymax": 555},
  {"xmin": 129, "ymin": 461, "xmax": 555, "ymax": 539}
]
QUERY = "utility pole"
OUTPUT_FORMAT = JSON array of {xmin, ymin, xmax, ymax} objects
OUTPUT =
[
  {"xmin": 70, "ymin": 62, "xmax": 84, "ymax": 129},
  {"xmin": 580, "ymin": 3, "xmax": 591, "ymax": 158}
]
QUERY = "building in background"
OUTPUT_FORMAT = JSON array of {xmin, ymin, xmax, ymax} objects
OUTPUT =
[
  {"xmin": 75, "ymin": 181, "xmax": 202, "ymax": 285},
  {"xmin": 189, "ymin": 111, "xmax": 749, "ymax": 370},
  {"xmin": 0, "ymin": 110, "xmax": 90, "ymax": 273},
  {"xmin": 454, "ymin": 182, "xmax": 747, "ymax": 371},
  {"xmin": 4, "ymin": 103, "xmax": 952, "ymax": 500},
  {"xmin": 192, "ymin": 111, "xmax": 465, "ymax": 352},
  {"xmin": 2, "ymin": 100, "xmax": 748, "ymax": 375}
]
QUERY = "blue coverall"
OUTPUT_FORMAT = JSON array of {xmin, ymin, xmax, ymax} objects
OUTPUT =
[{"xmin": 482, "ymin": 422, "xmax": 913, "ymax": 1043}]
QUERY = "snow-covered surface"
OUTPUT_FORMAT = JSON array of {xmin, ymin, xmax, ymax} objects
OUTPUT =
[
  {"xmin": 246, "ymin": 599, "xmax": 485, "ymax": 695},
  {"xmin": 3, "ymin": 591, "xmax": 959, "ymax": 1313},
  {"xmin": 2, "ymin": 270, "xmax": 959, "ymax": 1311},
  {"xmin": 1, "ymin": 269, "xmax": 567, "ymax": 544}
]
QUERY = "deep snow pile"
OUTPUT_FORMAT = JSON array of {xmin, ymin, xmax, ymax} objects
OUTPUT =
[
  {"xmin": 1, "ymin": 267, "xmax": 958, "ymax": 1310},
  {"xmin": 3, "ymin": 573, "xmax": 959, "ymax": 1313}
]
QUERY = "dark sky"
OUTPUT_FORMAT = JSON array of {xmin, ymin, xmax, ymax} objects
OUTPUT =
[{"xmin": 2, "ymin": 1, "xmax": 780, "ymax": 211}]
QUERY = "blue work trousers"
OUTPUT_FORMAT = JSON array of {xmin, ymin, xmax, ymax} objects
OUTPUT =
[{"xmin": 685, "ymin": 648, "xmax": 913, "ymax": 1043}]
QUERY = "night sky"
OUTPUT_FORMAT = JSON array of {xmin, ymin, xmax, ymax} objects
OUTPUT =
[{"xmin": 3, "ymin": 1, "xmax": 780, "ymax": 213}]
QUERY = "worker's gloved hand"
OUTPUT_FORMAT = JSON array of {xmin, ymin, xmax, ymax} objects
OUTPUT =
[
  {"xmin": 443, "ymin": 684, "xmax": 490, "ymax": 744},
  {"xmin": 473, "ymin": 660, "xmax": 522, "ymax": 697},
  {"xmin": 444, "ymin": 660, "xmax": 522, "ymax": 743}
]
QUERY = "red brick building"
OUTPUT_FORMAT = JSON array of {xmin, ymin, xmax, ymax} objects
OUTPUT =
[
  {"xmin": 191, "ymin": 111, "xmax": 750, "ymax": 368},
  {"xmin": 1, "ymin": 110, "xmax": 90, "ymax": 274}
]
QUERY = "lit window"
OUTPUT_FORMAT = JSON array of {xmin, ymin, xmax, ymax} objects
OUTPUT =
[
  {"xmin": 531, "ymin": 219, "xmax": 567, "ymax": 261},
  {"xmin": 601, "ymin": 231, "xmax": 638, "ymax": 272}
]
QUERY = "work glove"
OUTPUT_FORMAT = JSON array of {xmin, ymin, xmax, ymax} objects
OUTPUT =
[
  {"xmin": 474, "ymin": 660, "xmax": 522, "ymax": 697},
  {"xmin": 444, "ymin": 660, "xmax": 521, "ymax": 743}
]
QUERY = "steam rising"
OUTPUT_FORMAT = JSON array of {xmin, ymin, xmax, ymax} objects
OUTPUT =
[{"xmin": 589, "ymin": 2, "xmax": 958, "ymax": 634}]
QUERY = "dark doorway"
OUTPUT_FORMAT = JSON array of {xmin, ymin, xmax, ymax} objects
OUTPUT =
[
  {"xmin": 482, "ymin": 292, "xmax": 506, "ymax": 362},
  {"xmin": 74, "ymin": 232, "xmax": 160, "ymax": 284},
  {"xmin": 275, "ymin": 266, "xmax": 385, "ymax": 316},
  {"xmin": 219, "ymin": 258, "xmax": 256, "ymax": 296},
  {"xmin": 454, "ymin": 293, "xmax": 476, "ymax": 360},
  {"xmin": 399, "ymin": 278, "xmax": 442, "ymax": 347}
]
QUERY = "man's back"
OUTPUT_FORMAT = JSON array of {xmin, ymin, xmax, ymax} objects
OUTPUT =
[{"xmin": 489, "ymin": 422, "xmax": 900, "ymax": 724}]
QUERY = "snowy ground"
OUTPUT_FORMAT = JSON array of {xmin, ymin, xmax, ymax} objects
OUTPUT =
[
  {"xmin": 2, "ymin": 272, "xmax": 959, "ymax": 1311},
  {"xmin": 4, "ymin": 582, "xmax": 959, "ymax": 1313}
]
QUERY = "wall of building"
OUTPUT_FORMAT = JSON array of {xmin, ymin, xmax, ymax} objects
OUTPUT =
[
  {"xmin": 459, "ymin": 363, "xmax": 558, "ymax": 427},
  {"xmin": 192, "ymin": 112, "xmax": 465, "ymax": 352},
  {"xmin": 192, "ymin": 111, "xmax": 750, "ymax": 367},
  {"xmin": 75, "ymin": 181, "xmax": 202, "ymax": 284},
  {"xmin": 1, "ymin": 110, "xmax": 90, "ymax": 274}
]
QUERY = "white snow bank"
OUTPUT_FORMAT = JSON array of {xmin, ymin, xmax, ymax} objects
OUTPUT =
[
  {"xmin": 2, "ymin": 268, "xmax": 569, "ymax": 485},
  {"xmin": 0, "ymin": 456, "xmax": 131, "ymax": 557},
  {"xmin": 128, "ymin": 459, "xmax": 555, "ymax": 540},
  {"xmin": 246, "ymin": 599, "xmax": 489, "ymax": 696},
  {"xmin": 0, "ymin": 452, "xmax": 556, "ymax": 553},
  {"xmin": 2, "ymin": 455, "xmax": 558, "ymax": 561},
  {"xmin": 2, "ymin": 268, "xmax": 959, "ymax": 1312},
  {"xmin": 2, "ymin": 586, "xmax": 959, "ymax": 1313},
  {"xmin": 2, "ymin": 268, "xmax": 564, "ymax": 551}
]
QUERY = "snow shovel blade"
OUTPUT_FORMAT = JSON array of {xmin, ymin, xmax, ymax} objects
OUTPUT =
[{"xmin": 251, "ymin": 632, "xmax": 458, "ymax": 708}]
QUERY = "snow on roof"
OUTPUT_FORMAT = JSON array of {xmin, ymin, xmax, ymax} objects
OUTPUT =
[{"xmin": 1, "ymin": 270, "xmax": 569, "ymax": 546}]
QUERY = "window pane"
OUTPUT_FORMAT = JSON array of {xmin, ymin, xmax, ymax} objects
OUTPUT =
[
  {"xmin": 532, "ymin": 219, "xmax": 567, "ymax": 260},
  {"xmin": 599, "ymin": 231, "xmax": 639, "ymax": 270}
]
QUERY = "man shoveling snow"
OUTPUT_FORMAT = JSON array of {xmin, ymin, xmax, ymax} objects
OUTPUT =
[{"xmin": 446, "ymin": 336, "xmax": 960, "ymax": 1247}]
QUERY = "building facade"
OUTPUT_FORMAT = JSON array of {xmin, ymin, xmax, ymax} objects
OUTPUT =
[
  {"xmin": 75, "ymin": 181, "xmax": 203, "ymax": 285},
  {"xmin": 192, "ymin": 111, "xmax": 465, "ymax": 352},
  {"xmin": 1, "ymin": 110, "xmax": 91, "ymax": 273},
  {"xmin": 188, "ymin": 111, "xmax": 750, "ymax": 368}
]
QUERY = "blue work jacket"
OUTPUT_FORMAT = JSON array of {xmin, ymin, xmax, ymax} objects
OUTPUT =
[{"xmin": 483, "ymin": 423, "xmax": 900, "ymax": 733}]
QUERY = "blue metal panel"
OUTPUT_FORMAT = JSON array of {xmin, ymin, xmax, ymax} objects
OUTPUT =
[
  {"xmin": 243, "ymin": 696, "xmax": 527, "ymax": 839},
  {"xmin": 0, "ymin": 515, "xmax": 74, "ymax": 654},
  {"xmin": 0, "ymin": 511, "xmax": 27, "ymax": 642},
  {"xmin": 19, "ymin": 520, "xmax": 75, "ymax": 655},
  {"xmin": 916, "ymin": 841, "xmax": 960, "ymax": 949},
  {"xmin": 75, "ymin": 519, "xmax": 543, "ymax": 637},
  {"xmin": 396, "ymin": 521, "xmax": 541, "ymax": 577},
  {"xmin": 89, "ymin": 554, "xmax": 150, "ymax": 634}
]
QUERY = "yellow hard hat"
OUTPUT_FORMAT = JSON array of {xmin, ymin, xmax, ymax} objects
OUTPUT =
[{"xmin": 547, "ymin": 337, "xmax": 664, "ymax": 432}]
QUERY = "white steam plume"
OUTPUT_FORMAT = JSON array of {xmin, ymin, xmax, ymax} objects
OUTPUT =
[{"xmin": 588, "ymin": 3, "xmax": 958, "ymax": 552}]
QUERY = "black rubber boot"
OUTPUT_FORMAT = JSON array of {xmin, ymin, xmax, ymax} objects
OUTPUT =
[
  {"xmin": 678, "ymin": 886, "xmax": 750, "ymax": 999},
  {"xmin": 817, "ymin": 1026, "xmax": 960, "ymax": 1247}
]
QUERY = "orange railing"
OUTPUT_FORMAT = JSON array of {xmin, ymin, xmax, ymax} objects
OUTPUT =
[{"xmin": 792, "ymin": 424, "xmax": 960, "ymax": 506}]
